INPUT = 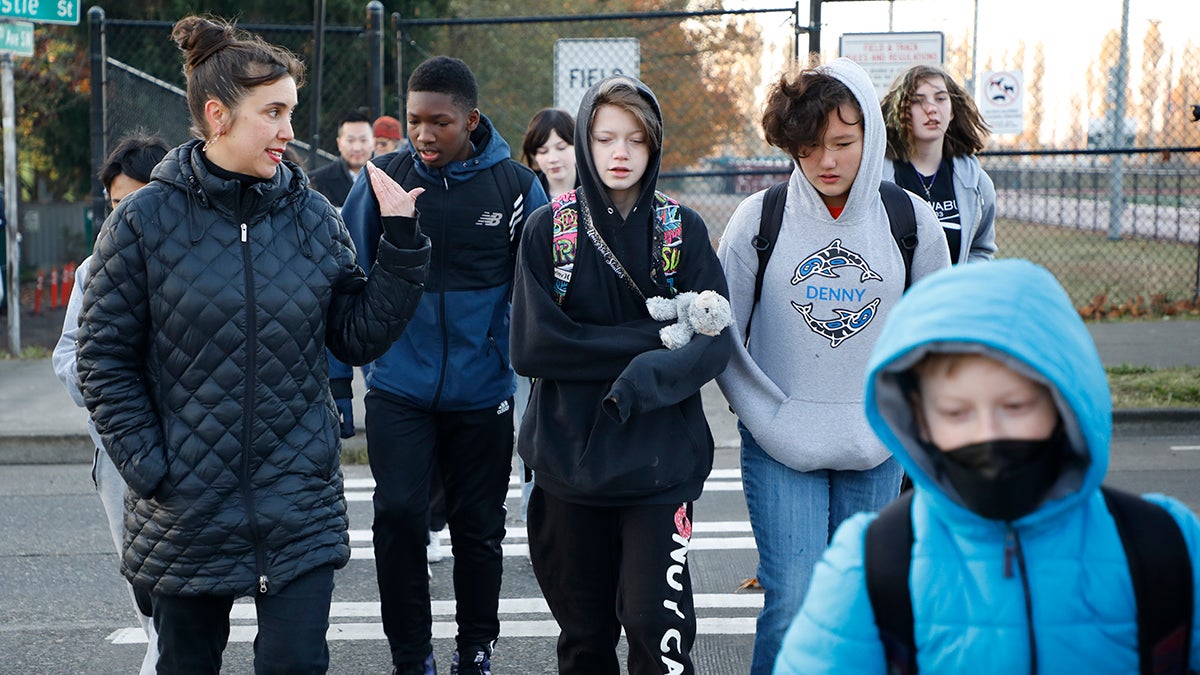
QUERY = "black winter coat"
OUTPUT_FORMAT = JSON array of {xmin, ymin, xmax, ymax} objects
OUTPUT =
[{"xmin": 77, "ymin": 140, "xmax": 430, "ymax": 597}]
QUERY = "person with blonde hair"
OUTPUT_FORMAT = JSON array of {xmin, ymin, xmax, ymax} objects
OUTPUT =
[{"xmin": 881, "ymin": 64, "xmax": 996, "ymax": 264}]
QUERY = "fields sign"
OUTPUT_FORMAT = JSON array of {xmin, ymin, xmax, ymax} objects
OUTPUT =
[{"xmin": 554, "ymin": 38, "xmax": 640, "ymax": 118}]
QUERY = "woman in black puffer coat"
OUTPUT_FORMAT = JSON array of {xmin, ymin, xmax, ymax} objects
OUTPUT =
[{"xmin": 76, "ymin": 16, "xmax": 429, "ymax": 674}]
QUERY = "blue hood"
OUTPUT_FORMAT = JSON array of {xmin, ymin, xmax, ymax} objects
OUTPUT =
[{"xmin": 864, "ymin": 259, "xmax": 1111, "ymax": 527}]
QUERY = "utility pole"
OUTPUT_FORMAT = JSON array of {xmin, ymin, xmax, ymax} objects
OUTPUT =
[
  {"xmin": 3, "ymin": 52, "xmax": 18, "ymax": 354},
  {"xmin": 1106, "ymin": 0, "xmax": 1130, "ymax": 240}
]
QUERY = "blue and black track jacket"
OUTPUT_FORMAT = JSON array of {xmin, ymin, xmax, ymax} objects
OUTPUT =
[{"xmin": 332, "ymin": 115, "xmax": 547, "ymax": 410}]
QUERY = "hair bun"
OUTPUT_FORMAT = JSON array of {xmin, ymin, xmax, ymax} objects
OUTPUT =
[{"xmin": 172, "ymin": 16, "xmax": 237, "ymax": 74}]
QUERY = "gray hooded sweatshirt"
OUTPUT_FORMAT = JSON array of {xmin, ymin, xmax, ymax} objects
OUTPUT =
[{"xmin": 716, "ymin": 58, "xmax": 950, "ymax": 472}]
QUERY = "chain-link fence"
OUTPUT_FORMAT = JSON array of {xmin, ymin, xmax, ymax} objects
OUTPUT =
[
  {"xmin": 389, "ymin": 5, "xmax": 1200, "ymax": 311},
  {"xmin": 96, "ymin": 15, "xmax": 372, "ymax": 169},
  {"xmin": 52, "ymin": 3, "xmax": 1200, "ymax": 317}
]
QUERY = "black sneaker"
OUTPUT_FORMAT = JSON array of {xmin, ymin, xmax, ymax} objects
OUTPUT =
[
  {"xmin": 393, "ymin": 651, "xmax": 436, "ymax": 675},
  {"xmin": 450, "ymin": 644, "xmax": 491, "ymax": 675}
]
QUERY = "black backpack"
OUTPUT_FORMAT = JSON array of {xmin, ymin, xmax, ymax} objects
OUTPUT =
[
  {"xmin": 744, "ymin": 180, "xmax": 917, "ymax": 340},
  {"xmin": 864, "ymin": 486, "xmax": 1194, "ymax": 675},
  {"xmin": 378, "ymin": 150, "xmax": 528, "ymax": 257}
]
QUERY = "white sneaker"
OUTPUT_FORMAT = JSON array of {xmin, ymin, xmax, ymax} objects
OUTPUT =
[{"xmin": 427, "ymin": 530, "xmax": 443, "ymax": 563}]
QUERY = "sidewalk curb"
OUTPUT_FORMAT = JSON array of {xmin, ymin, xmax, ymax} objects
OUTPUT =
[
  {"xmin": 1112, "ymin": 408, "xmax": 1200, "ymax": 437},
  {"xmin": 5, "ymin": 409, "xmax": 1196, "ymax": 466},
  {"xmin": 0, "ymin": 429, "xmax": 372, "ymax": 466}
]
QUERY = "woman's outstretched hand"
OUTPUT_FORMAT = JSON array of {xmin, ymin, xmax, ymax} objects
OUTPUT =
[{"xmin": 368, "ymin": 162, "xmax": 424, "ymax": 217}]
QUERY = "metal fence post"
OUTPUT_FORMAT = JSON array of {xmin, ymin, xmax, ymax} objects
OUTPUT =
[
  {"xmin": 308, "ymin": 0, "xmax": 327, "ymax": 171},
  {"xmin": 3, "ymin": 52, "xmax": 18, "ymax": 354},
  {"xmin": 89, "ymin": 7, "xmax": 106, "ymax": 252},
  {"xmin": 392, "ymin": 12, "xmax": 403, "ymax": 119},
  {"xmin": 366, "ymin": 1, "xmax": 383, "ymax": 120}
]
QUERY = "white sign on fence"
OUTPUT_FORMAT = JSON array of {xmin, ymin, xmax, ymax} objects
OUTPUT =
[
  {"xmin": 979, "ymin": 70, "xmax": 1024, "ymax": 135},
  {"xmin": 839, "ymin": 31, "xmax": 944, "ymax": 99},
  {"xmin": 554, "ymin": 38, "xmax": 640, "ymax": 118}
]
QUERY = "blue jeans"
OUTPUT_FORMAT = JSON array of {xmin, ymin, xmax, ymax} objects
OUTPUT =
[{"xmin": 738, "ymin": 422, "xmax": 902, "ymax": 675}]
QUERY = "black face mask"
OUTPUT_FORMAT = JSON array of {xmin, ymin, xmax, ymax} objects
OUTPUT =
[{"xmin": 934, "ymin": 431, "xmax": 1066, "ymax": 522}]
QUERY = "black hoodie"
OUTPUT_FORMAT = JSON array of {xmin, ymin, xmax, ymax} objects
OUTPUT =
[{"xmin": 510, "ymin": 77, "xmax": 733, "ymax": 506}]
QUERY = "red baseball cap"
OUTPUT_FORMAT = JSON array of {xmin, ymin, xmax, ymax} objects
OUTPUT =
[{"xmin": 373, "ymin": 116, "xmax": 401, "ymax": 140}]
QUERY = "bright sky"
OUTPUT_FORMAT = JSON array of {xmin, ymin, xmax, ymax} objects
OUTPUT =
[{"xmin": 725, "ymin": 0, "xmax": 1200, "ymax": 145}]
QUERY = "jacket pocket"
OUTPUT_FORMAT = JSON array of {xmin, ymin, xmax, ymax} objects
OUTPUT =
[{"xmin": 118, "ymin": 445, "xmax": 169, "ymax": 500}]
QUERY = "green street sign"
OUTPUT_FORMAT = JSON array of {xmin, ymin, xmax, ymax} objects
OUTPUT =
[
  {"xmin": 0, "ymin": 0, "xmax": 79, "ymax": 25},
  {"xmin": 0, "ymin": 21, "xmax": 33, "ymax": 57}
]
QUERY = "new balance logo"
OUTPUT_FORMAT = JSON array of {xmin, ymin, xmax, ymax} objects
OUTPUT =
[
  {"xmin": 496, "ymin": 400, "xmax": 511, "ymax": 415},
  {"xmin": 475, "ymin": 211, "xmax": 504, "ymax": 227}
]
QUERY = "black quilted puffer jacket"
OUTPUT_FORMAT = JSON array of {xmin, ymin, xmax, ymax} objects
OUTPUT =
[{"xmin": 77, "ymin": 140, "xmax": 430, "ymax": 597}]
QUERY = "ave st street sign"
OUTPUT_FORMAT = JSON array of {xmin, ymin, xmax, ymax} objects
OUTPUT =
[
  {"xmin": 0, "ymin": 20, "xmax": 32, "ymax": 57},
  {"xmin": 0, "ymin": 0, "xmax": 79, "ymax": 25}
]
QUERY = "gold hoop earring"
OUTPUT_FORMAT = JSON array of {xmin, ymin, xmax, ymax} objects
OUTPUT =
[{"xmin": 202, "ymin": 127, "xmax": 224, "ymax": 152}]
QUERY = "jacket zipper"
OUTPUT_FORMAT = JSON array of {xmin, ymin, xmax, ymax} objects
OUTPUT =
[
  {"xmin": 240, "ymin": 222, "xmax": 269, "ymax": 595},
  {"xmin": 1004, "ymin": 526, "xmax": 1037, "ymax": 674},
  {"xmin": 488, "ymin": 335, "xmax": 504, "ymax": 370},
  {"xmin": 431, "ymin": 176, "xmax": 451, "ymax": 408}
]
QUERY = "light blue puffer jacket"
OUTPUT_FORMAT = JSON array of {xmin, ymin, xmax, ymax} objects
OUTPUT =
[{"xmin": 774, "ymin": 259, "xmax": 1200, "ymax": 674}]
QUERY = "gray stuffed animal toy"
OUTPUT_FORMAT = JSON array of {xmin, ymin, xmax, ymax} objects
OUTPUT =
[{"xmin": 645, "ymin": 290, "xmax": 733, "ymax": 350}]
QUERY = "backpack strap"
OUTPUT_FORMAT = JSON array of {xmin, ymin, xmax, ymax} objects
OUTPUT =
[
  {"xmin": 496, "ymin": 159, "xmax": 527, "ymax": 256},
  {"xmin": 654, "ymin": 190, "xmax": 683, "ymax": 295},
  {"xmin": 550, "ymin": 190, "xmax": 683, "ymax": 306},
  {"xmin": 1101, "ymin": 485, "xmax": 1194, "ymax": 675},
  {"xmin": 550, "ymin": 191, "xmax": 580, "ymax": 306},
  {"xmin": 745, "ymin": 181, "xmax": 788, "ymax": 342},
  {"xmin": 864, "ymin": 490, "xmax": 918, "ymax": 675},
  {"xmin": 879, "ymin": 181, "xmax": 918, "ymax": 290},
  {"xmin": 382, "ymin": 149, "xmax": 414, "ymax": 179}
]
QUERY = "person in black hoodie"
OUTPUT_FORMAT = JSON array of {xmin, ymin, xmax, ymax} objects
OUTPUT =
[{"xmin": 511, "ymin": 76, "xmax": 733, "ymax": 674}]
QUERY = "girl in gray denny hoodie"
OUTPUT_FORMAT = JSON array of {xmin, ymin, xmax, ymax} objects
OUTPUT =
[{"xmin": 715, "ymin": 58, "xmax": 950, "ymax": 674}]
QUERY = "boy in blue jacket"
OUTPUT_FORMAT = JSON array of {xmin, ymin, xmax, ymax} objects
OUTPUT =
[
  {"xmin": 774, "ymin": 259, "xmax": 1200, "ymax": 674},
  {"xmin": 333, "ymin": 56, "xmax": 547, "ymax": 674}
]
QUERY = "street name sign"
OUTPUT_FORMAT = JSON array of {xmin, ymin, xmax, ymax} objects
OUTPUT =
[
  {"xmin": 0, "ymin": 0, "xmax": 79, "ymax": 25},
  {"xmin": 0, "ymin": 20, "xmax": 32, "ymax": 57}
]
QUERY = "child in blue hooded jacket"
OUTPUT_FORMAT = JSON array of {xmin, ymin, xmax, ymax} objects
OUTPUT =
[{"xmin": 774, "ymin": 259, "xmax": 1200, "ymax": 674}]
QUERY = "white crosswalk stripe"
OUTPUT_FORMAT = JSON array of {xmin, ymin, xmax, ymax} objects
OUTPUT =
[
  {"xmin": 343, "ymin": 470, "xmax": 746, "ymax": 501},
  {"xmin": 107, "ymin": 470, "xmax": 761, "ymax": 647},
  {"xmin": 107, "ymin": 595, "xmax": 762, "ymax": 643},
  {"xmin": 346, "ymin": 520, "xmax": 757, "ymax": 559}
]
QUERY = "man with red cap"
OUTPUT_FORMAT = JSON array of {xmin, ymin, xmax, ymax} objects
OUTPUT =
[{"xmin": 374, "ymin": 115, "xmax": 403, "ymax": 156}]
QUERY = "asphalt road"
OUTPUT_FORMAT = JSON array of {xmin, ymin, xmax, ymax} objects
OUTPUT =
[
  {"xmin": 0, "ymin": 447, "xmax": 757, "ymax": 674},
  {"xmin": 3, "ymin": 429, "xmax": 1199, "ymax": 674}
]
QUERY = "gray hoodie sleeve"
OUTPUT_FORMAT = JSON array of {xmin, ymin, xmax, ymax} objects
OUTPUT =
[
  {"xmin": 51, "ymin": 258, "xmax": 91, "ymax": 409},
  {"xmin": 715, "ymin": 192, "xmax": 789, "ymax": 435}
]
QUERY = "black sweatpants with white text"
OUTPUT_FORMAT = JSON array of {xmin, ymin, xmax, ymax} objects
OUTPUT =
[{"xmin": 527, "ymin": 487, "xmax": 696, "ymax": 675}]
